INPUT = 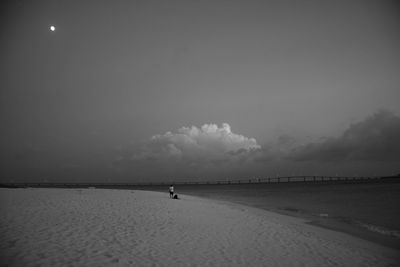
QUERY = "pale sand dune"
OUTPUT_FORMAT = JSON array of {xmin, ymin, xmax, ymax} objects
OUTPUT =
[{"xmin": 0, "ymin": 188, "xmax": 398, "ymax": 266}]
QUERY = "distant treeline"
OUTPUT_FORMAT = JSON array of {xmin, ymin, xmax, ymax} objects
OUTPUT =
[{"xmin": 1, "ymin": 174, "xmax": 399, "ymax": 188}]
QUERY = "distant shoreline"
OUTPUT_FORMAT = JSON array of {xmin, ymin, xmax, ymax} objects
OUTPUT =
[{"xmin": 1, "ymin": 174, "xmax": 399, "ymax": 189}]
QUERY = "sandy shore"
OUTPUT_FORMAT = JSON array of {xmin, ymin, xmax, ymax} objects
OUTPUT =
[
  {"xmin": 0, "ymin": 188, "xmax": 398, "ymax": 266},
  {"xmin": 142, "ymin": 182, "xmax": 400, "ymax": 250}
]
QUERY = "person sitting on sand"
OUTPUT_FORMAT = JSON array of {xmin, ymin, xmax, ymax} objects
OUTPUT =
[
  {"xmin": 173, "ymin": 194, "xmax": 179, "ymax": 199},
  {"xmin": 169, "ymin": 185, "xmax": 174, "ymax": 198}
]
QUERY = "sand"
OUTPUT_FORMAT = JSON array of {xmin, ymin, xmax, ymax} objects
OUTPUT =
[{"xmin": 0, "ymin": 188, "xmax": 398, "ymax": 266}]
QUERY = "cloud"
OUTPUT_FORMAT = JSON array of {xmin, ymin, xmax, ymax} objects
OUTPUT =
[
  {"xmin": 112, "ymin": 111, "xmax": 400, "ymax": 181},
  {"xmin": 112, "ymin": 123, "xmax": 261, "ymax": 178},
  {"xmin": 129, "ymin": 123, "xmax": 259, "ymax": 162},
  {"xmin": 289, "ymin": 110, "xmax": 400, "ymax": 162}
]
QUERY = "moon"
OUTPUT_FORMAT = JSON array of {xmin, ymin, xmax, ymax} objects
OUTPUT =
[{"xmin": 50, "ymin": 25, "xmax": 56, "ymax": 32}]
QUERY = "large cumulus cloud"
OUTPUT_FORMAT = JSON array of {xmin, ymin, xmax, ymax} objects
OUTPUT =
[
  {"xmin": 289, "ymin": 110, "xmax": 400, "ymax": 162},
  {"xmin": 113, "ymin": 123, "xmax": 261, "ymax": 179},
  {"xmin": 146, "ymin": 123, "xmax": 260, "ymax": 160}
]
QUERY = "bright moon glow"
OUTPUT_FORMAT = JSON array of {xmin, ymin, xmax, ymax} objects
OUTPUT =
[{"xmin": 50, "ymin": 26, "xmax": 55, "ymax": 31}]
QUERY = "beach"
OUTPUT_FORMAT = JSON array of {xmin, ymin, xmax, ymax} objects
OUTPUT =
[{"xmin": 0, "ymin": 188, "xmax": 399, "ymax": 266}]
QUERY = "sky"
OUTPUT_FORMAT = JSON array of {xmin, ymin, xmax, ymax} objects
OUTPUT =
[{"xmin": 1, "ymin": 0, "xmax": 399, "ymax": 183}]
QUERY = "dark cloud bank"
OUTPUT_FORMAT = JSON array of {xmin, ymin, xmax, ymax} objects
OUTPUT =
[{"xmin": 289, "ymin": 110, "xmax": 400, "ymax": 162}]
